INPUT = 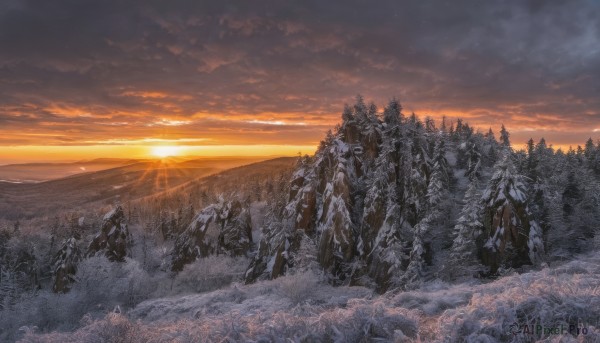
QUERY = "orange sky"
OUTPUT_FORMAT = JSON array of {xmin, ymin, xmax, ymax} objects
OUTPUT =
[
  {"xmin": 0, "ymin": 144, "xmax": 318, "ymax": 165},
  {"xmin": 1, "ymin": 1, "xmax": 599, "ymax": 164},
  {"xmin": 0, "ymin": 105, "xmax": 597, "ymax": 164}
]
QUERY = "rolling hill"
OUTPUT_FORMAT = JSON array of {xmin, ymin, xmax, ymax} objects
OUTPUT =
[{"xmin": 0, "ymin": 156, "xmax": 280, "ymax": 220}]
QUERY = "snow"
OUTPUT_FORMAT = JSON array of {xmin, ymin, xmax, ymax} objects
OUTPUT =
[
  {"xmin": 266, "ymin": 255, "xmax": 276, "ymax": 274},
  {"xmin": 508, "ymin": 187, "xmax": 525, "ymax": 202},
  {"xmin": 293, "ymin": 168, "xmax": 305, "ymax": 178},
  {"xmin": 103, "ymin": 208, "xmax": 116, "ymax": 220},
  {"xmin": 445, "ymin": 151, "xmax": 457, "ymax": 166},
  {"xmin": 334, "ymin": 139, "xmax": 349, "ymax": 153},
  {"xmin": 20, "ymin": 251, "xmax": 600, "ymax": 342}
]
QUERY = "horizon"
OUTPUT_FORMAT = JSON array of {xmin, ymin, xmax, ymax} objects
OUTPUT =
[
  {"xmin": 0, "ymin": 121, "xmax": 594, "ymax": 165},
  {"xmin": 1, "ymin": 1, "xmax": 599, "ymax": 162}
]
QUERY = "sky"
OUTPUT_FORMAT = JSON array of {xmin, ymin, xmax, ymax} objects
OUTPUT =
[{"xmin": 1, "ymin": 0, "xmax": 599, "ymax": 163}]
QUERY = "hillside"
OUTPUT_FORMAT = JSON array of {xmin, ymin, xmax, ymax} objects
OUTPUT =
[
  {"xmin": 134, "ymin": 157, "xmax": 296, "ymax": 209},
  {"xmin": 0, "ymin": 159, "xmax": 142, "ymax": 183},
  {"xmin": 0, "ymin": 157, "xmax": 272, "ymax": 220},
  {"xmin": 14, "ymin": 251, "xmax": 600, "ymax": 342}
]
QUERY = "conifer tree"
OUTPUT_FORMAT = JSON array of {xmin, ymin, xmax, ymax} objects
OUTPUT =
[
  {"xmin": 52, "ymin": 237, "xmax": 80, "ymax": 293},
  {"xmin": 500, "ymin": 124, "xmax": 510, "ymax": 148},
  {"xmin": 481, "ymin": 154, "xmax": 544, "ymax": 273},
  {"xmin": 449, "ymin": 180, "xmax": 484, "ymax": 278},
  {"xmin": 383, "ymin": 98, "xmax": 403, "ymax": 126}
]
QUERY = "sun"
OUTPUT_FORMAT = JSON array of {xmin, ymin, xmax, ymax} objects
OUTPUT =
[{"xmin": 151, "ymin": 145, "xmax": 181, "ymax": 158}]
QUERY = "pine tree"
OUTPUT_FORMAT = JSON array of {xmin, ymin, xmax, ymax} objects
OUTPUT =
[
  {"xmin": 465, "ymin": 141, "xmax": 482, "ymax": 181},
  {"xmin": 480, "ymin": 154, "xmax": 544, "ymax": 273},
  {"xmin": 431, "ymin": 137, "xmax": 449, "ymax": 187},
  {"xmin": 485, "ymin": 128, "xmax": 495, "ymax": 141},
  {"xmin": 427, "ymin": 160, "xmax": 446, "ymax": 209},
  {"xmin": 425, "ymin": 117, "xmax": 436, "ymax": 133},
  {"xmin": 484, "ymin": 128, "xmax": 499, "ymax": 166},
  {"xmin": 52, "ymin": 237, "xmax": 81, "ymax": 293},
  {"xmin": 317, "ymin": 142, "xmax": 356, "ymax": 282},
  {"xmin": 400, "ymin": 217, "xmax": 429, "ymax": 289},
  {"xmin": 383, "ymin": 98, "xmax": 403, "ymax": 126},
  {"xmin": 441, "ymin": 116, "xmax": 447, "ymax": 134},
  {"xmin": 454, "ymin": 119, "xmax": 463, "ymax": 141},
  {"xmin": 499, "ymin": 124, "xmax": 511, "ymax": 148},
  {"xmin": 341, "ymin": 104, "xmax": 354, "ymax": 122},
  {"xmin": 584, "ymin": 138, "xmax": 600, "ymax": 175},
  {"xmin": 366, "ymin": 145, "xmax": 406, "ymax": 288},
  {"xmin": 405, "ymin": 152, "xmax": 428, "ymax": 224},
  {"xmin": 449, "ymin": 180, "xmax": 484, "ymax": 278},
  {"xmin": 353, "ymin": 94, "xmax": 368, "ymax": 122}
]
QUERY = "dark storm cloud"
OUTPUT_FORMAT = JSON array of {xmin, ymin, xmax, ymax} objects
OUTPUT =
[{"xmin": 0, "ymin": 0, "xmax": 599, "ymax": 147}]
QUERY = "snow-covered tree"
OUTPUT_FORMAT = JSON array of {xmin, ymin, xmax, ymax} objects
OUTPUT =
[
  {"xmin": 480, "ymin": 154, "xmax": 544, "ymax": 273},
  {"xmin": 317, "ymin": 140, "xmax": 356, "ymax": 282},
  {"xmin": 499, "ymin": 124, "xmax": 510, "ymax": 148},
  {"xmin": 383, "ymin": 98, "xmax": 403, "ymax": 126},
  {"xmin": 448, "ymin": 180, "xmax": 484, "ymax": 278},
  {"xmin": 52, "ymin": 237, "xmax": 81, "ymax": 293},
  {"xmin": 465, "ymin": 141, "xmax": 482, "ymax": 181},
  {"xmin": 400, "ymin": 218, "xmax": 429, "ymax": 289}
]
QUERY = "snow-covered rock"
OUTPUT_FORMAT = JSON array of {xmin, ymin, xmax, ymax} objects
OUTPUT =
[{"xmin": 87, "ymin": 205, "xmax": 131, "ymax": 262}]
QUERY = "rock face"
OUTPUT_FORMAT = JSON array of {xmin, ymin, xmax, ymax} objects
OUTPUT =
[
  {"xmin": 171, "ymin": 199, "xmax": 252, "ymax": 272},
  {"xmin": 480, "ymin": 154, "xmax": 544, "ymax": 273},
  {"xmin": 245, "ymin": 98, "xmax": 436, "ymax": 290},
  {"xmin": 244, "ymin": 97, "xmax": 546, "ymax": 291},
  {"xmin": 87, "ymin": 206, "xmax": 131, "ymax": 262},
  {"xmin": 171, "ymin": 205, "xmax": 217, "ymax": 271},
  {"xmin": 52, "ymin": 237, "xmax": 80, "ymax": 293}
]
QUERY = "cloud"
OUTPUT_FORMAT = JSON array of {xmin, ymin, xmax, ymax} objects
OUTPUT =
[{"xmin": 0, "ymin": 0, "xmax": 599, "ymax": 150}]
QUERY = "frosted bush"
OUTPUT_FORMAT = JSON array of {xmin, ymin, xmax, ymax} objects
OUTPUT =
[
  {"xmin": 168, "ymin": 255, "xmax": 249, "ymax": 295},
  {"xmin": 20, "ymin": 297, "xmax": 419, "ymax": 342},
  {"xmin": 276, "ymin": 269, "xmax": 320, "ymax": 304},
  {"xmin": 73, "ymin": 256, "xmax": 154, "ymax": 308},
  {"xmin": 0, "ymin": 256, "xmax": 153, "ymax": 342},
  {"xmin": 14, "ymin": 252, "xmax": 600, "ymax": 342}
]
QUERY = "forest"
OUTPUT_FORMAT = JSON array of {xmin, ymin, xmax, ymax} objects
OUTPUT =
[{"xmin": 1, "ymin": 97, "xmax": 599, "ymax": 342}]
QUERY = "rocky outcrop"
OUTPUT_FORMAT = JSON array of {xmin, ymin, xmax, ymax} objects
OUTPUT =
[
  {"xmin": 217, "ymin": 199, "xmax": 253, "ymax": 256},
  {"xmin": 172, "ymin": 199, "xmax": 252, "ymax": 272},
  {"xmin": 87, "ymin": 206, "xmax": 131, "ymax": 262},
  {"xmin": 171, "ymin": 205, "xmax": 218, "ymax": 271},
  {"xmin": 480, "ymin": 154, "xmax": 544, "ymax": 273},
  {"xmin": 52, "ymin": 237, "xmax": 80, "ymax": 293},
  {"xmin": 244, "ymin": 98, "xmax": 547, "ymax": 290},
  {"xmin": 245, "ymin": 98, "xmax": 423, "ymax": 289}
]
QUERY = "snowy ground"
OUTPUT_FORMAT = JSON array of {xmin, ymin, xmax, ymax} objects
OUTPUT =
[{"xmin": 15, "ymin": 251, "xmax": 600, "ymax": 342}]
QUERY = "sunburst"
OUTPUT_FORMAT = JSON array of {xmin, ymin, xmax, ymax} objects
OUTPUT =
[{"xmin": 151, "ymin": 146, "xmax": 181, "ymax": 158}]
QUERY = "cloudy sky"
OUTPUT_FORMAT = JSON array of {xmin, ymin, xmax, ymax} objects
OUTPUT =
[{"xmin": 1, "ymin": 0, "xmax": 599, "ymax": 162}]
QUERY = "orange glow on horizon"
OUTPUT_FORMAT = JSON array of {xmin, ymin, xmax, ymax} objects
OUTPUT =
[
  {"xmin": 151, "ymin": 146, "xmax": 182, "ymax": 158},
  {"xmin": 0, "ymin": 144, "xmax": 318, "ymax": 165}
]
